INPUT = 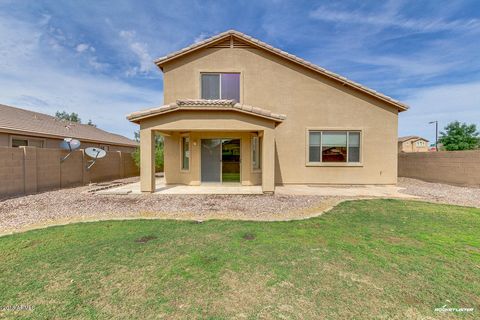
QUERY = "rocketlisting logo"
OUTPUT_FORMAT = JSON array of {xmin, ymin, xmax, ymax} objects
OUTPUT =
[{"xmin": 434, "ymin": 300, "xmax": 474, "ymax": 313}]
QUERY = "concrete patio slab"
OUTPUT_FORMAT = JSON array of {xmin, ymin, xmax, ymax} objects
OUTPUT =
[
  {"xmin": 97, "ymin": 177, "xmax": 263, "ymax": 195},
  {"xmin": 96, "ymin": 177, "xmax": 416, "ymax": 198}
]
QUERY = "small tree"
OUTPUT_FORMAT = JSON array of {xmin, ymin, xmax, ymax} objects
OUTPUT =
[
  {"xmin": 439, "ymin": 121, "xmax": 479, "ymax": 151},
  {"xmin": 87, "ymin": 119, "xmax": 96, "ymax": 127},
  {"xmin": 55, "ymin": 111, "xmax": 81, "ymax": 123},
  {"xmin": 132, "ymin": 131, "xmax": 164, "ymax": 172}
]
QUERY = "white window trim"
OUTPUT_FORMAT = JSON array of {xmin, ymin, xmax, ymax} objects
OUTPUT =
[
  {"xmin": 199, "ymin": 71, "xmax": 243, "ymax": 103},
  {"xmin": 305, "ymin": 128, "xmax": 363, "ymax": 167},
  {"xmin": 180, "ymin": 134, "xmax": 190, "ymax": 172}
]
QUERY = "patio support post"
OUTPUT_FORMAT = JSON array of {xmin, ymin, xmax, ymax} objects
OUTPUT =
[
  {"xmin": 140, "ymin": 128, "xmax": 155, "ymax": 193},
  {"xmin": 262, "ymin": 128, "xmax": 275, "ymax": 193}
]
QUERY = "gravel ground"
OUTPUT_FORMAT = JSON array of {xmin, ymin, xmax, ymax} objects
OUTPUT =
[
  {"xmin": 2, "ymin": 177, "xmax": 478, "ymax": 236},
  {"xmin": 0, "ymin": 178, "xmax": 336, "ymax": 235},
  {"xmin": 398, "ymin": 177, "xmax": 480, "ymax": 208}
]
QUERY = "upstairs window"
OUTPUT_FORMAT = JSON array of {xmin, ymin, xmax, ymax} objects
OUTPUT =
[{"xmin": 201, "ymin": 73, "xmax": 240, "ymax": 102}]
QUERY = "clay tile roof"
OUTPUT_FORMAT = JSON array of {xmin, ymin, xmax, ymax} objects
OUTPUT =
[
  {"xmin": 176, "ymin": 99, "xmax": 236, "ymax": 106},
  {"xmin": 127, "ymin": 99, "xmax": 286, "ymax": 123},
  {"xmin": 154, "ymin": 30, "xmax": 408, "ymax": 112},
  {"xmin": 0, "ymin": 104, "xmax": 138, "ymax": 147},
  {"xmin": 398, "ymin": 136, "xmax": 429, "ymax": 142}
]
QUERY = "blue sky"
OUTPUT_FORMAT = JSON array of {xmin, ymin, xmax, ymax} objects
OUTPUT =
[{"xmin": 0, "ymin": 0, "xmax": 479, "ymax": 142}]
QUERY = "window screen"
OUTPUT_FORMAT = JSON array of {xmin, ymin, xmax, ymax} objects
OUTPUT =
[
  {"xmin": 308, "ymin": 132, "xmax": 321, "ymax": 162},
  {"xmin": 12, "ymin": 139, "xmax": 28, "ymax": 147},
  {"xmin": 182, "ymin": 137, "xmax": 190, "ymax": 170},
  {"xmin": 252, "ymin": 136, "xmax": 261, "ymax": 169},
  {"xmin": 201, "ymin": 74, "xmax": 220, "ymax": 99},
  {"xmin": 348, "ymin": 132, "xmax": 360, "ymax": 162},
  {"xmin": 221, "ymin": 73, "xmax": 240, "ymax": 102}
]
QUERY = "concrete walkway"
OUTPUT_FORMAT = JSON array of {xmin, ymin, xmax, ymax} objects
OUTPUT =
[
  {"xmin": 277, "ymin": 184, "xmax": 415, "ymax": 198},
  {"xmin": 97, "ymin": 177, "xmax": 415, "ymax": 198}
]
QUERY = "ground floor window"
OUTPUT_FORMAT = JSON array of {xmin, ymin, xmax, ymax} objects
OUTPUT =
[
  {"xmin": 181, "ymin": 136, "xmax": 190, "ymax": 170},
  {"xmin": 252, "ymin": 136, "xmax": 261, "ymax": 170},
  {"xmin": 308, "ymin": 130, "xmax": 360, "ymax": 163}
]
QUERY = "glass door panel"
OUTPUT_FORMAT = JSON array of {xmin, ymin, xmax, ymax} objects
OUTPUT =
[
  {"xmin": 221, "ymin": 139, "xmax": 240, "ymax": 182},
  {"xmin": 201, "ymin": 139, "xmax": 221, "ymax": 182}
]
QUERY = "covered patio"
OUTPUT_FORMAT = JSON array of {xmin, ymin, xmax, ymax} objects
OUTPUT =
[{"xmin": 127, "ymin": 99, "xmax": 286, "ymax": 193}]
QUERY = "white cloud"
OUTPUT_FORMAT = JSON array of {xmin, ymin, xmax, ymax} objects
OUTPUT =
[
  {"xmin": 0, "ymin": 14, "xmax": 163, "ymax": 139},
  {"xmin": 310, "ymin": 5, "xmax": 480, "ymax": 33},
  {"xmin": 76, "ymin": 43, "xmax": 91, "ymax": 53},
  {"xmin": 119, "ymin": 30, "xmax": 154, "ymax": 76},
  {"xmin": 193, "ymin": 32, "xmax": 210, "ymax": 43}
]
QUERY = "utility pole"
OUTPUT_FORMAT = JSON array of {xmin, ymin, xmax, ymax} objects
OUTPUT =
[{"xmin": 429, "ymin": 121, "xmax": 438, "ymax": 151}]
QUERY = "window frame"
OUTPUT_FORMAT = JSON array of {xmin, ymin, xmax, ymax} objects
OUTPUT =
[
  {"xmin": 305, "ymin": 128, "xmax": 363, "ymax": 167},
  {"xmin": 180, "ymin": 134, "xmax": 190, "ymax": 172},
  {"xmin": 251, "ymin": 135, "xmax": 262, "ymax": 172},
  {"xmin": 199, "ymin": 71, "xmax": 242, "ymax": 103},
  {"xmin": 10, "ymin": 135, "xmax": 46, "ymax": 148}
]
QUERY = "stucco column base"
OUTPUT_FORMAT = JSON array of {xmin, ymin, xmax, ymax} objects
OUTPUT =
[
  {"xmin": 262, "ymin": 128, "xmax": 275, "ymax": 193},
  {"xmin": 140, "ymin": 129, "xmax": 155, "ymax": 193}
]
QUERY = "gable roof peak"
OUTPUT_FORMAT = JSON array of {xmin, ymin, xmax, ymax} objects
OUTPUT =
[{"xmin": 153, "ymin": 30, "xmax": 408, "ymax": 112}]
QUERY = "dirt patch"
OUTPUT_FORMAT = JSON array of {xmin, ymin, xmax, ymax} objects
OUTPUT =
[
  {"xmin": 384, "ymin": 236, "xmax": 424, "ymax": 247},
  {"xmin": 21, "ymin": 239, "xmax": 42, "ymax": 248},
  {"xmin": 465, "ymin": 245, "xmax": 480, "ymax": 253},
  {"xmin": 242, "ymin": 233, "xmax": 256, "ymax": 240},
  {"xmin": 134, "ymin": 235, "xmax": 157, "ymax": 243}
]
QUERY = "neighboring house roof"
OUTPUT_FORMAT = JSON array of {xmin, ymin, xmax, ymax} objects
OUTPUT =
[
  {"xmin": 154, "ymin": 30, "xmax": 408, "ymax": 112},
  {"xmin": 0, "ymin": 104, "xmax": 138, "ymax": 147},
  {"xmin": 398, "ymin": 136, "xmax": 429, "ymax": 143},
  {"xmin": 127, "ymin": 99, "xmax": 286, "ymax": 123}
]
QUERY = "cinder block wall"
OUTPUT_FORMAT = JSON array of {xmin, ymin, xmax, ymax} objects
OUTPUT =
[
  {"xmin": 398, "ymin": 151, "xmax": 480, "ymax": 186},
  {"xmin": 0, "ymin": 147, "xmax": 139, "ymax": 198},
  {"xmin": 0, "ymin": 147, "xmax": 25, "ymax": 195}
]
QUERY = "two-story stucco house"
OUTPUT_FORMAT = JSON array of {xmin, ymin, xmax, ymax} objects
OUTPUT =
[
  {"xmin": 398, "ymin": 136, "xmax": 430, "ymax": 153},
  {"xmin": 128, "ymin": 30, "xmax": 408, "ymax": 193}
]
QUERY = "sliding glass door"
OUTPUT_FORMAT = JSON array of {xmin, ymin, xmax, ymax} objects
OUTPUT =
[{"xmin": 201, "ymin": 138, "xmax": 240, "ymax": 183}]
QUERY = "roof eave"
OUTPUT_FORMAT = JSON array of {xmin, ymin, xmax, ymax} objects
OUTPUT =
[
  {"xmin": 0, "ymin": 127, "xmax": 138, "ymax": 147},
  {"xmin": 126, "ymin": 107, "xmax": 285, "ymax": 124}
]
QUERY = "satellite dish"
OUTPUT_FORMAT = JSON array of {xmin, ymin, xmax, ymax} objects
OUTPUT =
[
  {"xmin": 60, "ymin": 138, "xmax": 81, "ymax": 151},
  {"xmin": 85, "ymin": 147, "xmax": 106, "ymax": 159},
  {"xmin": 60, "ymin": 138, "xmax": 81, "ymax": 162},
  {"xmin": 85, "ymin": 147, "xmax": 107, "ymax": 170}
]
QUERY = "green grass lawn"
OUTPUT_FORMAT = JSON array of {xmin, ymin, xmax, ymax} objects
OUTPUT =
[{"xmin": 1, "ymin": 200, "xmax": 479, "ymax": 319}]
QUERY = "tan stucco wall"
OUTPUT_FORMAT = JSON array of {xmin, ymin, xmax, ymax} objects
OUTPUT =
[
  {"xmin": 163, "ymin": 131, "xmax": 261, "ymax": 186},
  {"xmin": 399, "ymin": 151, "xmax": 480, "ymax": 186},
  {"xmin": 139, "ymin": 110, "xmax": 273, "ymax": 187},
  {"xmin": 159, "ymin": 46, "xmax": 399, "ymax": 185},
  {"xmin": 0, "ymin": 132, "xmax": 136, "ymax": 153}
]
